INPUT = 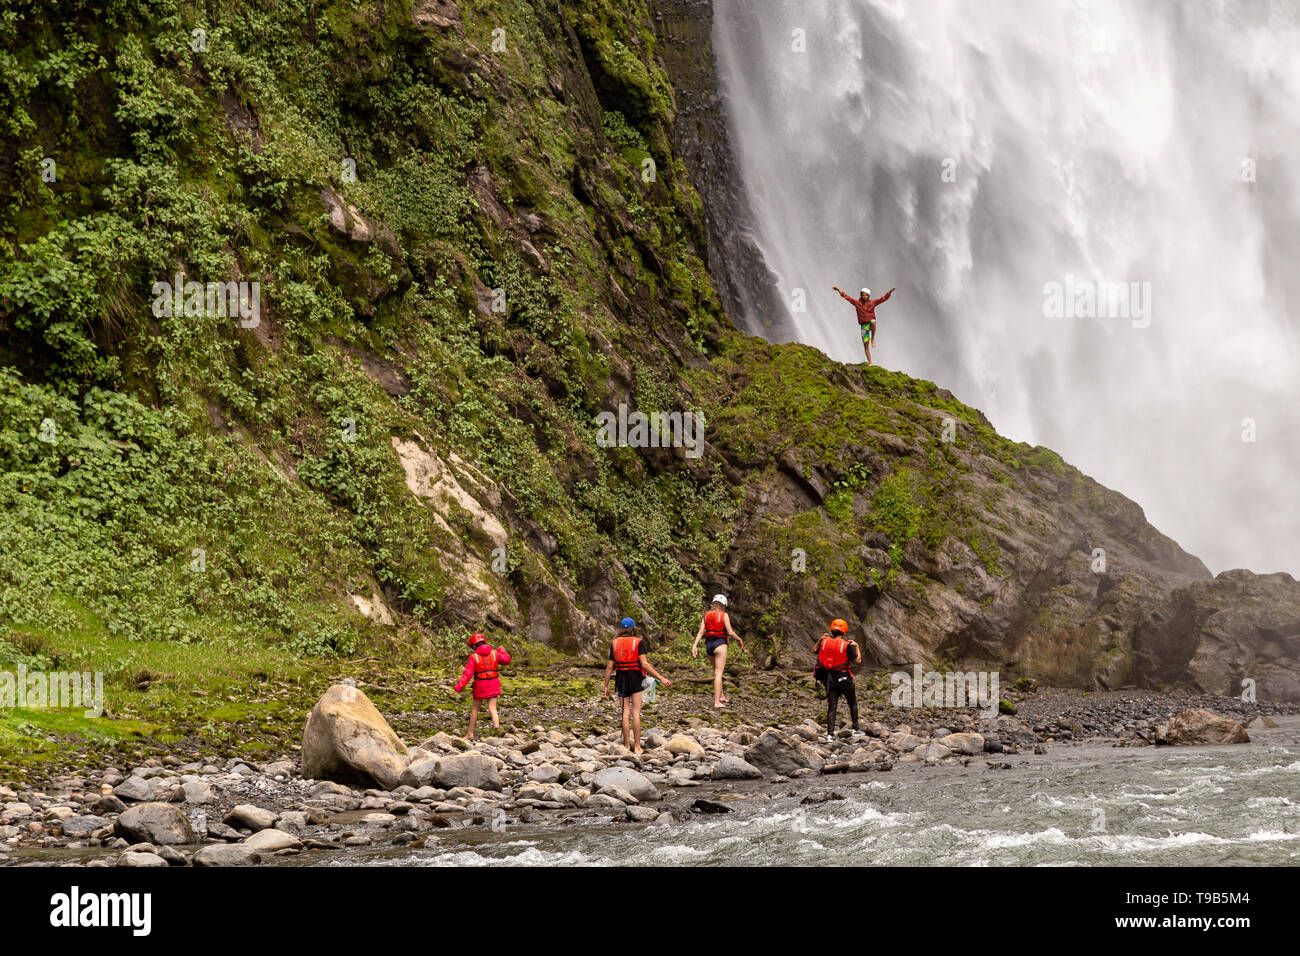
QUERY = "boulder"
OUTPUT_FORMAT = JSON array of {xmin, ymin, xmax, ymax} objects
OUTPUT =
[
  {"xmin": 114, "ymin": 803, "xmax": 196, "ymax": 846},
  {"xmin": 398, "ymin": 749, "xmax": 439, "ymax": 788},
  {"xmin": 301, "ymin": 684, "xmax": 410, "ymax": 790},
  {"xmin": 527, "ymin": 764, "xmax": 563, "ymax": 784},
  {"xmin": 243, "ymin": 828, "xmax": 302, "ymax": 852},
  {"xmin": 590, "ymin": 767, "xmax": 658, "ymax": 802},
  {"xmin": 181, "ymin": 781, "xmax": 213, "ymax": 805},
  {"xmin": 1154, "ymin": 708, "xmax": 1250, "ymax": 746},
  {"xmin": 111, "ymin": 777, "xmax": 153, "ymax": 802},
  {"xmin": 193, "ymin": 844, "xmax": 262, "ymax": 867},
  {"xmin": 711, "ymin": 755, "xmax": 762, "ymax": 780},
  {"xmin": 60, "ymin": 815, "xmax": 110, "ymax": 838},
  {"xmin": 744, "ymin": 730, "xmax": 825, "ymax": 777},
  {"xmin": 664, "ymin": 735, "xmax": 705, "ymax": 759},
  {"xmin": 119, "ymin": 851, "xmax": 169, "ymax": 868},
  {"xmin": 224, "ymin": 805, "xmax": 278, "ymax": 832},
  {"xmin": 432, "ymin": 753, "xmax": 502, "ymax": 791},
  {"xmin": 937, "ymin": 733, "xmax": 985, "ymax": 756}
]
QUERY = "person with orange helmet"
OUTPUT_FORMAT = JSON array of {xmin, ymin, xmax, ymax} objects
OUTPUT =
[
  {"xmin": 603, "ymin": 618, "xmax": 672, "ymax": 754},
  {"xmin": 691, "ymin": 594, "xmax": 744, "ymax": 709},
  {"xmin": 453, "ymin": 632, "xmax": 512, "ymax": 739},
  {"xmin": 813, "ymin": 619, "xmax": 862, "ymax": 740}
]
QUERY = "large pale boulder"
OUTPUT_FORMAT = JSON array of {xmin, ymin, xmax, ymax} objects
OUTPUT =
[
  {"xmin": 1154, "ymin": 708, "xmax": 1249, "ymax": 746},
  {"xmin": 301, "ymin": 684, "xmax": 409, "ymax": 790}
]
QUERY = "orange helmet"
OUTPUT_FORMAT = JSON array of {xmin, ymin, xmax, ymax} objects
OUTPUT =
[
  {"xmin": 468, "ymin": 632, "xmax": 486, "ymax": 647},
  {"xmin": 829, "ymin": 619, "xmax": 849, "ymax": 635}
]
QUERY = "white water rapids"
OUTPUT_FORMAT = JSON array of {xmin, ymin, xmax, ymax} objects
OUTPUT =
[{"xmin": 710, "ymin": 0, "xmax": 1300, "ymax": 574}]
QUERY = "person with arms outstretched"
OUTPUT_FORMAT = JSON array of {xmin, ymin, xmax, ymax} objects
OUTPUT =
[{"xmin": 834, "ymin": 285, "xmax": 895, "ymax": 365}]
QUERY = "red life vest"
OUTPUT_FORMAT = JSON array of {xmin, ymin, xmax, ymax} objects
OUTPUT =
[
  {"xmin": 471, "ymin": 647, "xmax": 499, "ymax": 681},
  {"xmin": 704, "ymin": 609, "xmax": 727, "ymax": 641},
  {"xmin": 817, "ymin": 637, "xmax": 851, "ymax": 673},
  {"xmin": 612, "ymin": 637, "xmax": 642, "ymax": 672}
]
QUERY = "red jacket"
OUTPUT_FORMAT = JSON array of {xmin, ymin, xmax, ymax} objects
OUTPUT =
[
  {"xmin": 838, "ymin": 288, "xmax": 892, "ymax": 326},
  {"xmin": 454, "ymin": 643, "xmax": 511, "ymax": 699}
]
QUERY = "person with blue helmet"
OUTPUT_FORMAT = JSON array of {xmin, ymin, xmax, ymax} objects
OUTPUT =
[{"xmin": 603, "ymin": 617, "xmax": 672, "ymax": 754}]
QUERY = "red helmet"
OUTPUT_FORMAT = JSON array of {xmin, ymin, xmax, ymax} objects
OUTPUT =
[
  {"xmin": 468, "ymin": 632, "xmax": 486, "ymax": 647},
  {"xmin": 829, "ymin": 619, "xmax": 849, "ymax": 635}
]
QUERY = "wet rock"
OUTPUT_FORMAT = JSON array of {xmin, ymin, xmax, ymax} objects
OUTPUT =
[
  {"xmin": 119, "ymin": 851, "xmax": 169, "ymax": 868},
  {"xmin": 157, "ymin": 845, "xmax": 189, "ymax": 866},
  {"xmin": 1154, "ymin": 708, "xmax": 1249, "ymax": 745},
  {"xmin": 744, "ymin": 730, "xmax": 825, "ymax": 777},
  {"xmin": 625, "ymin": 805, "xmax": 660, "ymax": 823},
  {"xmin": 691, "ymin": 799, "xmax": 732, "ymax": 814},
  {"xmin": 936, "ymin": 733, "xmax": 985, "ymax": 756}
]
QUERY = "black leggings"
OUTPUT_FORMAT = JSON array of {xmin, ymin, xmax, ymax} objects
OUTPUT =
[{"xmin": 826, "ymin": 676, "xmax": 858, "ymax": 734}]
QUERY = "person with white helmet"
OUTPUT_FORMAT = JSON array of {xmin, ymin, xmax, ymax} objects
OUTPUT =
[
  {"xmin": 691, "ymin": 594, "xmax": 743, "ymax": 709},
  {"xmin": 833, "ymin": 283, "xmax": 896, "ymax": 365}
]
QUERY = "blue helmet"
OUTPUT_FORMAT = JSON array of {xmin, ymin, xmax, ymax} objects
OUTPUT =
[{"xmin": 620, "ymin": 617, "xmax": 636, "ymax": 629}]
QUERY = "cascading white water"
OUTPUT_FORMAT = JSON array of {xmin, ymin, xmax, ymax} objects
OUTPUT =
[{"xmin": 712, "ymin": 0, "xmax": 1300, "ymax": 574}]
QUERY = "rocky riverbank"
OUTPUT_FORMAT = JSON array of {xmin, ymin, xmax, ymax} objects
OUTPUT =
[{"xmin": 5, "ymin": 680, "xmax": 1293, "ymax": 867}]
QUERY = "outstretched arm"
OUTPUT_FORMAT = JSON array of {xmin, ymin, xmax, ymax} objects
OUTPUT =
[
  {"xmin": 835, "ymin": 288, "xmax": 858, "ymax": 304},
  {"xmin": 871, "ymin": 288, "xmax": 895, "ymax": 307}
]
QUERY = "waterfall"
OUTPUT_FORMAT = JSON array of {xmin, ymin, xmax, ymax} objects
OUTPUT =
[{"xmin": 712, "ymin": 0, "xmax": 1300, "ymax": 574}]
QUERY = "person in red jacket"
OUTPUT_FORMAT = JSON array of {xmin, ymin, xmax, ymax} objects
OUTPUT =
[
  {"xmin": 813, "ymin": 619, "xmax": 862, "ymax": 740},
  {"xmin": 453, "ymin": 633, "xmax": 511, "ymax": 739},
  {"xmin": 833, "ymin": 285, "xmax": 896, "ymax": 365}
]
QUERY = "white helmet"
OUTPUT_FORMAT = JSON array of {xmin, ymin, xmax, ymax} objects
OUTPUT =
[
  {"xmin": 712, "ymin": 594, "xmax": 728, "ymax": 607},
  {"xmin": 860, "ymin": 288, "xmax": 871, "ymax": 298}
]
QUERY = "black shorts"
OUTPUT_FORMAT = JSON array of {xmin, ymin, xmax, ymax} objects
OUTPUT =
[
  {"xmin": 705, "ymin": 637, "xmax": 728, "ymax": 657},
  {"xmin": 615, "ymin": 671, "xmax": 645, "ymax": 698}
]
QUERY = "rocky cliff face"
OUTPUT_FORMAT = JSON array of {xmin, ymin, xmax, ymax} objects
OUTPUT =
[
  {"xmin": 648, "ymin": 0, "xmax": 791, "ymax": 342},
  {"xmin": 1134, "ymin": 571, "xmax": 1300, "ymax": 703}
]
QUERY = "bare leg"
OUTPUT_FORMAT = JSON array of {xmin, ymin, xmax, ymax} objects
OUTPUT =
[
  {"xmin": 467, "ymin": 698, "xmax": 481, "ymax": 739},
  {"xmin": 621, "ymin": 696, "xmax": 632, "ymax": 750},
  {"xmin": 629, "ymin": 692, "xmax": 644, "ymax": 753},
  {"xmin": 487, "ymin": 698, "xmax": 500, "ymax": 729},
  {"xmin": 713, "ymin": 645, "xmax": 728, "ymax": 707}
]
